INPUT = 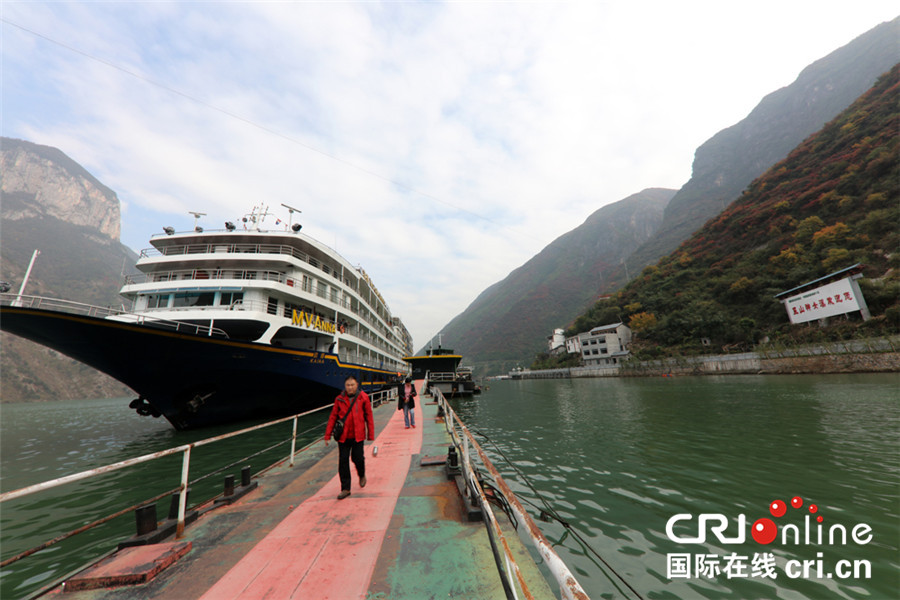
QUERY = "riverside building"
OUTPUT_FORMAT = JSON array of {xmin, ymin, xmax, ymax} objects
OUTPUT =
[{"xmin": 565, "ymin": 322, "xmax": 632, "ymax": 366}]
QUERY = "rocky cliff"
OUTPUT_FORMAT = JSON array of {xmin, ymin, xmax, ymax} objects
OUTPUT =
[
  {"xmin": 1, "ymin": 137, "xmax": 137, "ymax": 402},
  {"xmin": 2, "ymin": 137, "xmax": 120, "ymax": 240}
]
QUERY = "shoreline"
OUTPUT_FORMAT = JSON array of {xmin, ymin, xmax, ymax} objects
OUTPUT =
[{"xmin": 510, "ymin": 339, "xmax": 900, "ymax": 379}]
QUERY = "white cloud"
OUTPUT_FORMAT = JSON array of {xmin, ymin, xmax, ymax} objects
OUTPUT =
[{"xmin": 2, "ymin": 1, "xmax": 897, "ymax": 347}]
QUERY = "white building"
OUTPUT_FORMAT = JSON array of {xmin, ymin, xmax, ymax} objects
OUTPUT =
[
  {"xmin": 565, "ymin": 322, "xmax": 632, "ymax": 366},
  {"xmin": 547, "ymin": 328, "xmax": 566, "ymax": 354}
]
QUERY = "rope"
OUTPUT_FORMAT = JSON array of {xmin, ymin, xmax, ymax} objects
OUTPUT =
[{"xmin": 471, "ymin": 428, "xmax": 646, "ymax": 600}]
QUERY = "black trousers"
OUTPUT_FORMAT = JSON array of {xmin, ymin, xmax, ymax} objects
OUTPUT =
[{"xmin": 338, "ymin": 439, "xmax": 365, "ymax": 491}]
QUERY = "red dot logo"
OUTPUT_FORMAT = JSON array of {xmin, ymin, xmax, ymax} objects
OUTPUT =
[
  {"xmin": 751, "ymin": 518, "xmax": 778, "ymax": 544},
  {"xmin": 809, "ymin": 504, "xmax": 818, "ymax": 513},
  {"xmin": 791, "ymin": 496, "xmax": 803, "ymax": 509},
  {"xmin": 817, "ymin": 516, "xmax": 824, "ymax": 523},
  {"xmin": 769, "ymin": 500, "xmax": 786, "ymax": 517}
]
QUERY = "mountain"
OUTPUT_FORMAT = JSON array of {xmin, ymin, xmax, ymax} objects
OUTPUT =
[
  {"xmin": 434, "ymin": 188, "xmax": 674, "ymax": 374},
  {"xmin": 431, "ymin": 17, "xmax": 899, "ymax": 375},
  {"xmin": 620, "ymin": 16, "xmax": 900, "ymax": 284},
  {"xmin": 1, "ymin": 137, "xmax": 139, "ymax": 402},
  {"xmin": 570, "ymin": 64, "xmax": 899, "ymax": 353}
]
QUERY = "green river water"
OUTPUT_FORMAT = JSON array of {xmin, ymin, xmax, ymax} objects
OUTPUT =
[{"xmin": 1, "ymin": 373, "xmax": 898, "ymax": 599}]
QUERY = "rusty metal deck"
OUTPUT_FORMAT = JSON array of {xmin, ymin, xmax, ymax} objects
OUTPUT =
[{"xmin": 45, "ymin": 386, "xmax": 555, "ymax": 599}]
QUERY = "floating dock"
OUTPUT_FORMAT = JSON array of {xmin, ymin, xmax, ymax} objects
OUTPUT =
[{"xmin": 38, "ymin": 383, "xmax": 578, "ymax": 599}]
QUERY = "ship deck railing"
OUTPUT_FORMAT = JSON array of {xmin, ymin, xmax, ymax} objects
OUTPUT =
[
  {"xmin": 0, "ymin": 387, "xmax": 398, "ymax": 588},
  {"xmin": 428, "ymin": 371, "xmax": 461, "ymax": 382},
  {"xmin": 429, "ymin": 381, "xmax": 589, "ymax": 600},
  {"xmin": 124, "ymin": 268, "xmax": 347, "ymax": 305},
  {"xmin": 124, "ymin": 268, "xmax": 399, "ymax": 343},
  {"xmin": 129, "ymin": 297, "xmax": 399, "ymax": 356},
  {"xmin": 139, "ymin": 241, "xmax": 345, "ymax": 285},
  {"xmin": 0, "ymin": 293, "xmax": 229, "ymax": 338}
]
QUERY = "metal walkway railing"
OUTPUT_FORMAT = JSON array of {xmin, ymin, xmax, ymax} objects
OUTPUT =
[
  {"xmin": 0, "ymin": 387, "xmax": 397, "ymax": 571},
  {"xmin": 429, "ymin": 380, "xmax": 589, "ymax": 600}
]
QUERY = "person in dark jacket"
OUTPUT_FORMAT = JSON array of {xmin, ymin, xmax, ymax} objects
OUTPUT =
[
  {"xmin": 324, "ymin": 375, "xmax": 375, "ymax": 500},
  {"xmin": 397, "ymin": 377, "xmax": 417, "ymax": 429}
]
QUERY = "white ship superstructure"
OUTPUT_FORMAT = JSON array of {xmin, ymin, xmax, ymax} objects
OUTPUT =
[{"xmin": 118, "ymin": 206, "xmax": 412, "ymax": 372}]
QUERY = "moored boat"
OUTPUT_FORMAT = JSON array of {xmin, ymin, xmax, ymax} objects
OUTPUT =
[
  {"xmin": 0, "ymin": 205, "xmax": 412, "ymax": 429},
  {"xmin": 403, "ymin": 345, "xmax": 477, "ymax": 396}
]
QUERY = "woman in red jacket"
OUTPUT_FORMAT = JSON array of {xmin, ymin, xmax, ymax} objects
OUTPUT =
[{"xmin": 324, "ymin": 375, "xmax": 375, "ymax": 499}]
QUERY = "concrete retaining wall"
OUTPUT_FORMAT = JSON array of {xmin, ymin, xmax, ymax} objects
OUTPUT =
[{"xmin": 512, "ymin": 344, "xmax": 899, "ymax": 380}]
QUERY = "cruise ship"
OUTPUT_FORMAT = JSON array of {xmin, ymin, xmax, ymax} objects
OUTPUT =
[{"xmin": 0, "ymin": 205, "xmax": 413, "ymax": 429}]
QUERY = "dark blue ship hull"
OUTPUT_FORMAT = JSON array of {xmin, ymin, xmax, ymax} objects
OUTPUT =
[{"xmin": 0, "ymin": 306, "xmax": 395, "ymax": 430}]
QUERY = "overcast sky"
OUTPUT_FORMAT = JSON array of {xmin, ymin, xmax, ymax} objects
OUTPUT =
[{"xmin": 2, "ymin": 2, "xmax": 897, "ymax": 348}]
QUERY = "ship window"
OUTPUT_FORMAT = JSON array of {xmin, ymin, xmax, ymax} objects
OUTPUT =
[
  {"xmin": 220, "ymin": 292, "xmax": 243, "ymax": 307},
  {"xmin": 172, "ymin": 292, "xmax": 215, "ymax": 307},
  {"xmin": 145, "ymin": 293, "xmax": 170, "ymax": 308},
  {"xmin": 283, "ymin": 301, "xmax": 303, "ymax": 318},
  {"xmin": 267, "ymin": 297, "xmax": 278, "ymax": 315}
]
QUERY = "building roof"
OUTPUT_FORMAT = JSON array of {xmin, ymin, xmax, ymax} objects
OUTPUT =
[
  {"xmin": 774, "ymin": 263, "xmax": 863, "ymax": 299},
  {"xmin": 589, "ymin": 322, "xmax": 623, "ymax": 333}
]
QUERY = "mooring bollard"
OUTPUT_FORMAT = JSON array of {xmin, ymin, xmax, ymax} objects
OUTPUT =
[
  {"xmin": 241, "ymin": 466, "xmax": 251, "ymax": 487},
  {"xmin": 135, "ymin": 504, "xmax": 157, "ymax": 536},
  {"xmin": 168, "ymin": 488, "xmax": 191, "ymax": 520},
  {"xmin": 224, "ymin": 474, "xmax": 235, "ymax": 497}
]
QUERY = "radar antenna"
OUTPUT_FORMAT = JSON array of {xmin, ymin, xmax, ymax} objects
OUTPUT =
[
  {"xmin": 188, "ymin": 211, "xmax": 207, "ymax": 232},
  {"xmin": 281, "ymin": 203, "xmax": 302, "ymax": 229}
]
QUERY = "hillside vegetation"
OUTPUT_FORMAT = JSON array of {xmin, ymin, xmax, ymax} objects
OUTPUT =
[
  {"xmin": 620, "ymin": 16, "xmax": 900, "ymax": 280},
  {"xmin": 568, "ymin": 65, "xmax": 899, "ymax": 357},
  {"xmin": 435, "ymin": 18, "xmax": 899, "ymax": 375}
]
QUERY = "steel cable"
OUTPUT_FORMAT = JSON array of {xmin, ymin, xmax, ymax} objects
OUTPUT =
[{"xmin": 471, "ymin": 428, "xmax": 646, "ymax": 600}]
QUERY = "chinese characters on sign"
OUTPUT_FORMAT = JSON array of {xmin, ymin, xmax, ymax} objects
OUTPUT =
[
  {"xmin": 781, "ymin": 277, "xmax": 862, "ymax": 324},
  {"xmin": 667, "ymin": 553, "xmax": 779, "ymax": 579}
]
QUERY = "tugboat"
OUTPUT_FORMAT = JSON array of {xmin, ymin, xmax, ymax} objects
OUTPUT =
[
  {"xmin": 0, "ymin": 205, "xmax": 413, "ymax": 429},
  {"xmin": 403, "ymin": 339, "xmax": 477, "ymax": 397}
]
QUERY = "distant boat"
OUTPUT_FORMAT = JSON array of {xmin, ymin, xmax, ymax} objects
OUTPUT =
[
  {"xmin": 1, "ymin": 205, "xmax": 412, "ymax": 430},
  {"xmin": 403, "ymin": 346, "xmax": 477, "ymax": 397}
]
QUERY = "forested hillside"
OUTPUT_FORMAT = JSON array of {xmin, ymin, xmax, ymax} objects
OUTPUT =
[
  {"xmin": 567, "ymin": 65, "xmax": 899, "ymax": 357},
  {"xmin": 620, "ymin": 16, "xmax": 899, "ymax": 281}
]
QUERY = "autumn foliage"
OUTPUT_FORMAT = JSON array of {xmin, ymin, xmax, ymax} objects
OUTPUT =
[{"xmin": 568, "ymin": 64, "xmax": 900, "ymax": 353}]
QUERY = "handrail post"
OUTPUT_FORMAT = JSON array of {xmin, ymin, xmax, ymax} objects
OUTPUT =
[
  {"xmin": 176, "ymin": 445, "xmax": 192, "ymax": 538},
  {"xmin": 289, "ymin": 416, "xmax": 298, "ymax": 467},
  {"xmin": 462, "ymin": 429, "xmax": 469, "ymax": 482}
]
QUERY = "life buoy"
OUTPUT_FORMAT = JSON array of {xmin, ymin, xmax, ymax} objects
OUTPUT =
[
  {"xmin": 339, "ymin": 323, "xmax": 346, "ymax": 334},
  {"xmin": 287, "ymin": 278, "xmax": 294, "ymax": 287}
]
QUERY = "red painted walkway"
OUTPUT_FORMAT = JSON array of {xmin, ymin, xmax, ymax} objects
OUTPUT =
[{"xmin": 199, "ymin": 391, "xmax": 423, "ymax": 600}]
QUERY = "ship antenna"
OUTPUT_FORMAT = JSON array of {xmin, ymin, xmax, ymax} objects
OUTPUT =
[
  {"xmin": 256, "ymin": 204, "xmax": 271, "ymax": 230},
  {"xmin": 281, "ymin": 203, "xmax": 302, "ymax": 231},
  {"xmin": 188, "ymin": 211, "xmax": 206, "ymax": 232}
]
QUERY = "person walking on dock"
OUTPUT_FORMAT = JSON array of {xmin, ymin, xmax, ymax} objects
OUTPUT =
[
  {"xmin": 324, "ymin": 375, "xmax": 375, "ymax": 500},
  {"xmin": 397, "ymin": 377, "xmax": 417, "ymax": 429}
]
